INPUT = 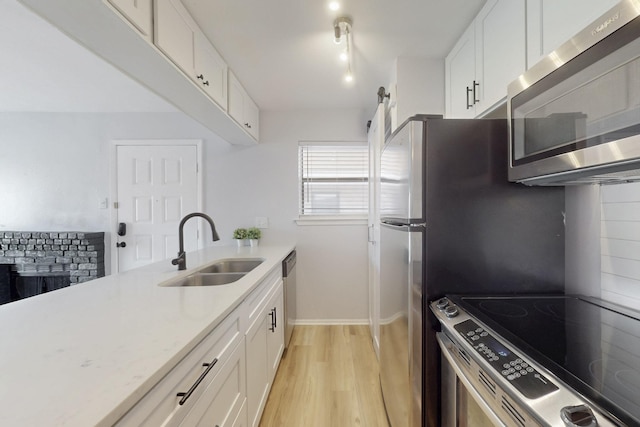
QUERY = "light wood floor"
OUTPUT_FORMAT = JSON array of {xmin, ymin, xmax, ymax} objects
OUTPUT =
[{"xmin": 259, "ymin": 325, "xmax": 389, "ymax": 427}]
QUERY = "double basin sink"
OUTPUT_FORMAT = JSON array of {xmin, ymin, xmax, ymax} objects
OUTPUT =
[{"xmin": 161, "ymin": 258, "xmax": 264, "ymax": 287}]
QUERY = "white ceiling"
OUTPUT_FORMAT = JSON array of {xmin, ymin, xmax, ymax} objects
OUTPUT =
[{"xmin": 1, "ymin": 0, "xmax": 486, "ymax": 114}]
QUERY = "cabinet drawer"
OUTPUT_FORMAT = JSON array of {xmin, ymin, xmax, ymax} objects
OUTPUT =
[
  {"xmin": 243, "ymin": 266, "xmax": 281, "ymax": 331},
  {"xmin": 115, "ymin": 309, "xmax": 243, "ymax": 426},
  {"xmin": 180, "ymin": 339, "xmax": 246, "ymax": 426}
]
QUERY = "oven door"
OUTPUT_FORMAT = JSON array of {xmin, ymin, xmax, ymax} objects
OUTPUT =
[{"xmin": 437, "ymin": 332, "xmax": 506, "ymax": 427}]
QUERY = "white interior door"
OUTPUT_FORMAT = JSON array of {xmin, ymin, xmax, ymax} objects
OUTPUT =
[
  {"xmin": 115, "ymin": 143, "xmax": 199, "ymax": 272},
  {"xmin": 368, "ymin": 103, "xmax": 385, "ymax": 359}
]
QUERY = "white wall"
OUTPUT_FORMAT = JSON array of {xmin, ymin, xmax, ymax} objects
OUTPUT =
[
  {"xmin": 0, "ymin": 111, "xmax": 232, "ymax": 274},
  {"xmin": 207, "ymin": 108, "xmax": 371, "ymax": 323},
  {"xmin": 566, "ymin": 182, "xmax": 640, "ymax": 312},
  {"xmin": 0, "ymin": 109, "xmax": 371, "ymax": 323},
  {"xmin": 600, "ymin": 182, "xmax": 640, "ymax": 309},
  {"xmin": 0, "ymin": 112, "xmax": 233, "ymax": 230}
]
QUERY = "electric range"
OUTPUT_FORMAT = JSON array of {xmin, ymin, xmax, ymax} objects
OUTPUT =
[{"xmin": 431, "ymin": 295, "xmax": 640, "ymax": 426}]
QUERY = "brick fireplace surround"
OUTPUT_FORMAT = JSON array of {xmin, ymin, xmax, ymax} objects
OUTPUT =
[{"xmin": 0, "ymin": 231, "xmax": 105, "ymax": 283}]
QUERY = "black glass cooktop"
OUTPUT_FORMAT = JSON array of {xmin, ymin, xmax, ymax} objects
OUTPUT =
[{"xmin": 449, "ymin": 295, "xmax": 640, "ymax": 426}]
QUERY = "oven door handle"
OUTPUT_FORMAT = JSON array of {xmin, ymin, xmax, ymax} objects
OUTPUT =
[{"xmin": 437, "ymin": 333, "xmax": 508, "ymax": 427}]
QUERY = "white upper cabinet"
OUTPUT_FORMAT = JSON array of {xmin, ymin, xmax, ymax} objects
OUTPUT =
[
  {"xmin": 445, "ymin": 24, "xmax": 476, "ymax": 119},
  {"xmin": 445, "ymin": 0, "xmax": 525, "ymax": 117},
  {"xmin": 154, "ymin": 0, "xmax": 227, "ymax": 109},
  {"xmin": 527, "ymin": 0, "xmax": 621, "ymax": 68},
  {"xmin": 106, "ymin": 0, "xmax": 152, "ymax": 39},
  {"xmin": 474, "ymin": 0, "xmax": 525, "ymax": 113},
  {"xmin": 228, "ymin": 71, "xmax": 259, "ymax": 141},
  {"xmin": 195, "ymin": 35, "xmax": 228, "ymax": 109}
]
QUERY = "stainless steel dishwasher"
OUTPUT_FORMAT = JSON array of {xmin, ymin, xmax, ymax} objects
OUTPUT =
[{"xmin": 282, "ymin": 250, "xmax": 296, "ymax": 349}]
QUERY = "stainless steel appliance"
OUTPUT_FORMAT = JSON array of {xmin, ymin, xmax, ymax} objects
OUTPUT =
[
  {"xmin": 282, "ymin": 250, "xmax": 296, "ymax": 349},
  {"xmin": 431, "ymin": 295, "xmax": 640, "ymax": 426},
  {"xmin": 378, "ymin": 115, "xmax": 565, "ymax": 427},
  {"xmin": 507, "ymin": 0, "xmax": 640, "ymax": 185}
]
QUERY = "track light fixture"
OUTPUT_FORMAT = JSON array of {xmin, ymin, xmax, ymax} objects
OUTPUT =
[{"xmin": 333, "ymin": 16, "xmax": 353, "ymax": 83}]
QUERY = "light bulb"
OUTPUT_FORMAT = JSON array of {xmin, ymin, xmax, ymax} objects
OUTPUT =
[
  {"xmin": 329, "ymin": 1, "xmax": 340, "ymax": 11},
  {"xmin": 339, "ymin": 51, "xmax": 348, "ymax": 62},
  {"xmin": 334, "ymin": 25, "xmax": 342, "ymax": 44},
  {"xmin": 345, "ymin": 72, "xmax": 353, "ymax": 83}
]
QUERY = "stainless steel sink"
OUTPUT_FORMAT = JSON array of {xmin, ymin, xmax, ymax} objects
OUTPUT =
[
  {"xmin": 162, "ymin": 272, "xmax": 246, "ymax": 287},
  {"xmin": 197, "ymin": 258, "xmax": 263, "ymax": 274},
  {"xmin": 159, "ymin": 258, "xmax": 264, "ymax": 287}
]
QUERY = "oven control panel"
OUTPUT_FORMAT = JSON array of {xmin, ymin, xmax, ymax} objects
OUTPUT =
[{"xmin": 454, "ymin": 319, "xmax": 558, "ymax": 399}]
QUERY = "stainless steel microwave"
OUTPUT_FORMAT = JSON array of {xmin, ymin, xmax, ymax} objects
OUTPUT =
[{"xmin": 508, "ymin": 0, "xmax": 640, "ymax": 185}]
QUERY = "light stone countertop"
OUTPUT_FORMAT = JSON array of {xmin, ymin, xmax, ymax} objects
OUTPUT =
[{"xmin": 0, "ymin": 244, "xmax": 295, "ymax": 427}]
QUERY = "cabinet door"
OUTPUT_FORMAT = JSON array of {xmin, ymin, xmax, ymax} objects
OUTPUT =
[
  {"xmin": 107, "ymin": 0, "xmax": 152, "ymax": 38},
  {"xmin": 228, "ymin": 72, "xmax": 245, "ymax": 125},
  {"xmin": 445, "ymin": 24, "xmax": 475, "ymax": 118},
  {"xmin": 228, "ymin": 71, "xmax": 259, "ymax": 141},
  {"xmin": 475, "ymin": 0, "xmax": 525, "ymax": 112},
  {"xmin": 195, "ymin": 34, "xmax": 228, "ymax": 109},
  {"xmin": 266, "ymin": 285, "xmax": 284, "ymax": 382},
  {"xmin": 527, "ymin": 0, "xmax": 620, "ymax": 67},
  {"xmin": 245, "ymin": 314, "xmax": 270, "ymax": 427},
  {"xmin": 180, "ymin": 342, "xmax": 246, "ymax": 427},
  {"xmin": 115, "ymin": 309, "xmax": 242, "ymax": 427},
  {"xmin": 154, "ymin": 0, "xmax": 196, "ymax": 76},
  {"xmin": 243, "ymin": 96, "xmax": 259, "ymax": 140}
]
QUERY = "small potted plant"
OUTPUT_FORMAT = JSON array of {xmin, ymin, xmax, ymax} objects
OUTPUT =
[
  {"xmin": 246, "ymin": 227, "xmax": 262, "ymax": 247},
  {"xmin": 233, "ymin": 228, "xmax": 248, "ymax": 247}
]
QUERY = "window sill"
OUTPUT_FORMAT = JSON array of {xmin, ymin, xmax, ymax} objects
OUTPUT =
[{"xmin": 295, "ymin": 216, "xmax": 368, "ymax": 226}]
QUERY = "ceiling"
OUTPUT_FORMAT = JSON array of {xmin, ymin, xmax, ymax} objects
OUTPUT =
[{"xmin": 1, "ymin": 0, "xmax": 486, "ymax": 114}]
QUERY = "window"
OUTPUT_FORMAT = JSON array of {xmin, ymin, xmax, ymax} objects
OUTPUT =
[{"xmin": 298, "ymin": 142, "xmax": 368, "ymax": 219}]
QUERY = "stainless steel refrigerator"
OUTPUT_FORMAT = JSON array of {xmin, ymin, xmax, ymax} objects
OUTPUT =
[{"xmin": 378, "ymin": 115, "xmax": 565, "ymax": 427}]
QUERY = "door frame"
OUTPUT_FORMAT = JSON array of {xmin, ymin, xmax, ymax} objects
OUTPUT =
[{"xmin": 109, "ymin": 139, "xmax": 203, "ymax": 275}]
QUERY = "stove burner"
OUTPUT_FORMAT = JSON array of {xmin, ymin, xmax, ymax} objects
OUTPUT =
[
  {"xmin": 477, "ymin": 300, "xmax": 529, "ymax": 318},
  {"xmin": 616, "ymin": 370, "xmax": 640, "ymax": 395},
  {"xmin": 533, "ymin": 300, "xmax": 585, "ymax": 325},
  {"xmin": 590, "ymin": 359, "xmax": 640, "ymax": 405}
]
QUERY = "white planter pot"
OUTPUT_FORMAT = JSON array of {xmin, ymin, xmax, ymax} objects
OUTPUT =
[
  {"xmin": 235, "ymin": 239, "xmax": 247, "ymax": 247},
  {"xmin": 249, "ymin": 239, "xmax": 259, "ymax": 247}
]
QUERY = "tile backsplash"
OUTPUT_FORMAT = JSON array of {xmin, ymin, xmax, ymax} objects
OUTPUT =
[{"xmin": 601, "ymin": 182, "xmax": 640, "ymax": 309}]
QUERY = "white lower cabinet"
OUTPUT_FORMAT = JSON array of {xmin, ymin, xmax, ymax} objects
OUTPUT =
[
  {"xmin": 115, "ymin": 309, "xmax": 243, "ymax": 426},
  {"xmin": 115, "ymin": 266, "xmax": 284, "ymax": 427},
  {"xmin": 244, "ymin": 272, "xmax": 284, "ymax": 427},
  {"xmin": 266, "ymin": 286, "xmax": 285, "ymax": 383},
  {"xmin": 179, "ymin": 342, "xmax": 246, "ymax": 426}
]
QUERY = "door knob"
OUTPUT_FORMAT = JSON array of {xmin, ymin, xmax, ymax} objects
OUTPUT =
[{"xmin": 116, "ymin": 242, "xmax": 127, "ymax": 248}]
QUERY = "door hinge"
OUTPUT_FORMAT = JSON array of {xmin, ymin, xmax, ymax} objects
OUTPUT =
[{"xmin": 113, "ymin": 201, "xmax": 119, "ymax": 209}]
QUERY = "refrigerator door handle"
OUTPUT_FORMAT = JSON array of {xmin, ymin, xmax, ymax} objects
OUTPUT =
[{"xmin": 381, "ymin": 222, "xmax": 426, "ymax": 231}]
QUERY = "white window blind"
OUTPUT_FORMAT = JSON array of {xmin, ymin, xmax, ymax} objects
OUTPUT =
[{"xmin": 298, "ymin": 142, "xmax": 368, "ymax": 216}]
